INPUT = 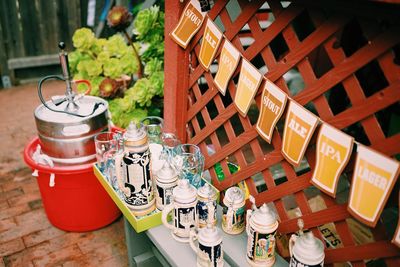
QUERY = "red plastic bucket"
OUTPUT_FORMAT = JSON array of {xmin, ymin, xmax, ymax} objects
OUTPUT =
[{"xmin": 24, "ymin": 137, "xmax": 121, "ymax": 232}]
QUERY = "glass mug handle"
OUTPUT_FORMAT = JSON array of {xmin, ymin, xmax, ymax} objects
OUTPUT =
[{"xmin": 162, "ymin": 200, "xmax": 175, "ymax": 231}]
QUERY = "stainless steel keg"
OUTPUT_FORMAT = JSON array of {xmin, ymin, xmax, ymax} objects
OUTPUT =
[{"xmin": 34, "ymin": 42, "xmax": 109, "ymax": 164}]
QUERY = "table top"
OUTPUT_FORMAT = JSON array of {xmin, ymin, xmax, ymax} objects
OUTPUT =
[{"xmin": 147, "ymin": 206, "xmax": 289, "ymax": 267}]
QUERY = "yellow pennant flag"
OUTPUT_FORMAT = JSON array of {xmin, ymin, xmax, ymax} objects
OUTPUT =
[
  {"xmin": 392, "ymin": 193, "xmax": 400, "ymax": 248},
  {"xmin": 214, "ymin": 40, "xmax": 241, "ymax": 95},
  {"xmin": 282, "ymin": 101, "xmax": 319, "ymax": 166},
  {"xmin": 170, "ymin": 0, "xmax": 206, "ymax": 49},
  {"xmin": 198, "ymin": 18, "xmax": 223, "ymax": 70},
  {"xmin": 234, "ymin": 60, "xmax": 263, "ymax": 117},
  {"xmin": 311, "ymin": 124, "xmax": 354, "ymax": 197},
  {"xmin": 348, "ymin": 145, "xmax": 400, "ymax": 227},
  {"xmin": 256, "ymin": 80, "xmax": 287, "ymax": 143}
]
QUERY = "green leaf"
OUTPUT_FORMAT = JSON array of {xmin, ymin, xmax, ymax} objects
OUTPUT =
[{"xmin": 72, "ymin": 28, "xmax": 95, "ymax": 52}]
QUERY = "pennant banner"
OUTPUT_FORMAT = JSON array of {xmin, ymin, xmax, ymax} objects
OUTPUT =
[
  {"xmin": 256, "ymin": 80, "xmax": 287, "ymax": 143},
  {"xmin": 311, "ymin": 124, "xmax": 354, "ymax": 197},
  {"xmin": 170, "ymin": 0, "xmax": 206, "ymax": 49},
  {"xmin": 348, "ymin": 145, "xmax": 400, "ymax": 227},
  {"xmin": 214, "ymin": 40, "xmax": 241, "ymax": 95},
  {"xmin": 392, "ymin": 192, "xmax": 400, "ymax": 248},
  {"xmin": 170, "ymin": 10, "xmax": 400, "ymax": 229},
  {"xmin": 234, "ymin": 60, "xmax": 263, "ymax": 117},
  {"xmin": 198, "ymin": 18, "xmax": 223, "ymax": 70},
  {"xmin": 282, "ymin": 101, "xmax": 319, "ymax": 166}
]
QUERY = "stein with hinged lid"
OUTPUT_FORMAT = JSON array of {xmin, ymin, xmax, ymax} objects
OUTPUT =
[
  {"xmin": 115, "ymin": 121, "xmax": 155, "ymax": 217},
  {"xmin": 154, "ymin": 161, "xmax": 178, "ymax": 210},
  {"xmin": 190, "ymin": 201, "xmax": 224, "ymax": 267},
  {"xmin": 197, "ymin": 182, "xmax": 217, "ymax": 228},
  {"xmin": 289, "ymin": 219, "xmax": 325, "ymax": 267},
  {"xmin": 246, "ymin": 196, "xmax": 279, "ymax": 267},
  {"xmin": 222, "ymin": 186, "xmax": 245, "ymax": 234},
  {"xmin": 162, "ymin": 179, "xmax": 198, "ymax": 242}
]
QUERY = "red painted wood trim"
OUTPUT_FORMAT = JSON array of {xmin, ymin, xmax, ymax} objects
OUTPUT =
[{"xmin": 163, "ymin": 0, "xmax": 189, "ymax": 141}]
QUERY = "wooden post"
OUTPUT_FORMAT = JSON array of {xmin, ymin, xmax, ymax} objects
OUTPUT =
[{"xmin": 163, "ymin": 0, "xmax": 189, "ymax": 142}]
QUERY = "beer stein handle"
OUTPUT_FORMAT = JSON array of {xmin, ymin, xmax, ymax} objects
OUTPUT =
[
  {"xmin": 246, "ymin": 209, "xmax": 252, "ymax": 235},
  {"xmin": 226, "ymin": 206, "xmax": 234, "ymax": 231},
  {"xmin": 114, "ymin": 152, "xmax": 129, "ymax": 197},
  {"xmin": 289, "ymin": 234, "xmax": 298, "ymax": 257},
  {"xmin": 162, "ymin": 202, "xmax": 175, "ymax": 231},
  {"xmin": 189, "ymin": 229, "xmax": 198, "ymax": 254}
]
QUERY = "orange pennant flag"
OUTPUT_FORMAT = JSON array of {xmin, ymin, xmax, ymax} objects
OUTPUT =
[
  {"xmin": 281, "ymin": 101, "xmax": 319, "ymax": 166},
  {"xmin": 234, "ymin": 60, "xmax": 263, "ymax": 117},
  {"xmin": 170, "ymin": 0, "xmax": 206, "ymax": 49},
  {"xmin": 311, "ymin": 124, "xmax": 354, "ymax": 197},
  {"xmin": 256, "ymin": 80, "xmax": 287, "ymax": 143},
  {"xmin": 198, "ymin": 18, "xmax": 223, "ymax": 71},
  {"xmin": 348, "ymin": 145, "xmax": 400, "ymax": 227},
  {"xmin": 214, "ymin": 40, "xmax": 241, "ymax": 95}
]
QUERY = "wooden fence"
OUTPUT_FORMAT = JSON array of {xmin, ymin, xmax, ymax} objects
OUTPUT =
[
  {"xmin": 0, "ymin": 0, "xmax": 116, "ymax": 87},
  {"xmin": 164, "ymin": 0, "xmax": 400, "ymax": 266}
]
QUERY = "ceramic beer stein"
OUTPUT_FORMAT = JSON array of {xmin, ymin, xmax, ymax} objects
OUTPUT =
[
  {"xmin": 115, "ymin": 121, "xmax": 156, "ymax": 216},
  {"xmin": 162, "ymin": 179, "xmax": 197, "ymax": 242},
  {"xmin": 197, "ymin": 183, "xmax": 217, "ymax": 228},
  {"xmin": 154, "ymin": 161, "xmax": 178, "ymax": 210},
  {"xmin": 189, "ymin": 224, "xmax": 224, "ymax": 267},
  {"xmin": 289, "ymin": 219, "xmax": 325, "ymax": 267},
  {"xmin": 246, "ymin": 196, "xmax": 279, "ymax": 267},
  {"xmin": 222, "ymin": 186, "xmax": 245, "ymax": 234}
]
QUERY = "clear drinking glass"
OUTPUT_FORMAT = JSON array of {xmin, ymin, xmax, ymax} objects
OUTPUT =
[
  {"xmin": 141, "ymin": 116, "xmax": 164, "ymax": 172},
  {"xmin": 171, "ymin": 144, "xmax": 205, "ymax": 188},
  {"xmin": 161, "ymin": 132, "xmax": 181, "ymax": 164},
  {"xmin": 141, "ymin": 116, "xmax": 164, "ymax": 144},
  {"xmin": 94, "ymin": 131, "xmax": 121, "ymax": 191},
  {"xmin": 94, "ymin": 132, "xmax": 118, "ymax": 170}
]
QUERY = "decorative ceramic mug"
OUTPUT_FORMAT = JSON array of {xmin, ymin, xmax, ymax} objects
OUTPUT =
[
  {"xmin": 246, "ymin": 196, "xmax": 279, "ymax": 267},
  {"xmin": 197, "ymin": 182, "xmax": 218, "ymax": 228},
  {"xmin": 289, "ymin": 219, "xmax": 325, "ymax": 267},
  {"xmin": 222, "ymin": 186, "xmax": 245, "ymax": 235},
  {"xmin": 190, "ymin": 225, "xmax": 224, "ymax": 267},
  {"xmin": 162, "ymin": 179, "xmax": 197, "ymax": 242}
]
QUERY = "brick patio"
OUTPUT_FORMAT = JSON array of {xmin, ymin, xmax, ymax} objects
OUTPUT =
[{"xmin": 0, "ymin": 82, "xmax": 128, "ymax": 266}]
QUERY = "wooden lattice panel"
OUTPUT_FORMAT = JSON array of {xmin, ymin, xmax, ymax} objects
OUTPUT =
[{"xmin": 164, "ymin": 0, "xmax": 400, "ymax": 265}]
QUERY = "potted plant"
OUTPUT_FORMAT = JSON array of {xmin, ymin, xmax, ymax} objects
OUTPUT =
[{"xmin": 69, "ymin": 4, "xmax": 165, "ymax": 128}]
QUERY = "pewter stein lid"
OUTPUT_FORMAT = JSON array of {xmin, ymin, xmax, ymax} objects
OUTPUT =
[
  {"xmin": 251, "ymin": 203, "xmax": 278, "ymax": 233},
  {"xmin": 156, "ymin": 161, "xmax": 178, "ymax": 184},
  {"xmin": 173, "ymin": 179, "xmax": 197, "ymax": 203},
  {"xmin": 198, "ymin": 182, "xmax": 216, "ymax": 199},
  {"xmin": 198, "ymin": 224, "xmax": 222, "ymax": 245},
  {"xmin": 293, "ymin": 231, "xmax": 325, "ymax": 265},
  {"xmin": 124, "ymin": 121, "xmax": 148, "ymax": 147},
  {"xmin": 223, "ymin": 186, "xmax": 244, "ymax": 206}
]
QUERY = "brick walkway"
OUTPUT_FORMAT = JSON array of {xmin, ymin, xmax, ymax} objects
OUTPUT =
[{"xmin": 0, "ymin": 82, "xmax": 128, "ymax": 266}]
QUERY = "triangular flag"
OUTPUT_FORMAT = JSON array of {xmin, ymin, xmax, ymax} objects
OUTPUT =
[
  {"xmin": 170, "ymin": 0, "xmax": 206, "ymax": 49},
  {"xmin": 281, "ymin": 100, "xmax": 319, "ymax": 166},
  {"xmin": 311, "ymin": 123, "xmax": 354, "ymax": 197},
  {"xmin": 234, "ymin": 60, "xmax": 263, "ymax": 117},
  {"xmin": 348, "ymin": 145, "xmax": 400, "ymax": 227},
  {"xmin": 198, "ymin": 18, "xmax": 223, "ymax": 70},
  {"xmin": 214, "ymin": 40, "xmax": 241, "ymax": 95},
  {"xmin": 256, "ymin": 80, "xmax": 287, "ymax": 143}
]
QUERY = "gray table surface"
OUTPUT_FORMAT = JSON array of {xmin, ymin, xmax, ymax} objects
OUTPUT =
[{"xmin": 146, "ymin": 206, "xmax": 289, "ymax": 267}]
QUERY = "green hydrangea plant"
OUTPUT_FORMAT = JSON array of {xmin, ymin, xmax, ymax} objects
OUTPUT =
[{"xmin": 69, "ymin": 5, "xmax": 164, "ymax": 128}]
